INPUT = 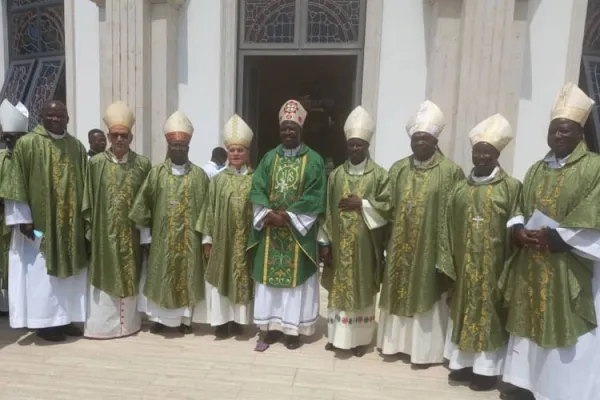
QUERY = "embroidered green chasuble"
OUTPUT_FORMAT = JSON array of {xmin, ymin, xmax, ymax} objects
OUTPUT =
[
  {"xmin": 82, "ymin": 151, "xmax": 151, "ymax": 298},
  {"xmin": 0, "ymin": 150, "xmax": 14, "ymax": 289},
  {"xmin": 438, "ymin": 169, "xmax": 521, "ymax": 352},
  {"xmin": 196, "ymin": 167, "xmax": 254, "ymax": 305},
  {"xmin": 499, "ymin": 142, "xmax": 600, "ymax": 348},
  {"xmin": 248, "ymin": 144, "xmax": 326, "ymax": 289},
  {"xmin": 321, "ymin": 159, "xmax": 391, "ymax": 312},
  {"xmin": 129, "ymin": 160, "xmax": 209, "ymax": 309},
  {"xmin": 0, "ymin": 125, "xmax": 88, "ymax": 277},
  {"xmin": 380, "ymin": 152, "xmax": 465, "ymax": 316}
]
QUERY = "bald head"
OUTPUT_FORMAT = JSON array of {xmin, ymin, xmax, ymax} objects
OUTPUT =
[{"xmin": 41, "ymin": 100, "xmax": 69, "ymax": 135}]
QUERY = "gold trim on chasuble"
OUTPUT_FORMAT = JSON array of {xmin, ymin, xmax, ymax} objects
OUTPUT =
[
  {"xmin": 262, "ymin": 153, "xmax": 310, "ymax": 287},
  {"xmin": 330, "ymin": 172, "xmax": 366, "ymax": 308},
  {"xmin": 109, "ymin": 162, "xmax": 135, "ymax": 294},
  {"xmin": 50, "ymin": 143, "xmax": 74, "ymax": 257},
  {"xmin": 390, "ymin": 168, "xmax": 432, "ymax": 304},
  {"xmin": 458, "ymin": 185, "xmax": 494, "ymax": 352},
  {"xmin": 230, "ymin": 175, "xmax": 252, "ymax": 300},
  {"xmin": 167, "ymin": 171, "xmax": 191, "ymax": 305}
]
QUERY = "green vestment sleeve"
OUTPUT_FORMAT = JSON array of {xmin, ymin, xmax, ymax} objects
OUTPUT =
[{"xmin": 0, "ymin": 151, "xmax": 13, "ymax": 289}]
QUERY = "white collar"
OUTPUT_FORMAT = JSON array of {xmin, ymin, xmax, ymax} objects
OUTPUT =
[
  {"xmin": 413, "ymin": 154, "xmax": 435, "ymax": 168},
  {"xmin": 47, "ymin": 130, "xmax": 65, "ymax": 140},
  {"xmin": 544, "ymin": 152, "xmax": 569, "ymax": 169},
  {"xmin": 348, "ymin": 158, "xmax": 367, "ymax": 176},
  {"xmin": 470, "ymin": 166, "xmax": 499, "ymax": 183},
  {"xmin": 109, "ymin": 151, "xmax": 129, "ymax": 164},
  {"xmin": 282, "ymin": 145, "xmax": 301, "ymax": 158}
]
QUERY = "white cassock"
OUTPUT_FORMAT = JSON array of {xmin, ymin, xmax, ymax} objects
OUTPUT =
[
  {"xmin": 136, "ymin": 163, "xmax": 208, "ymax": 327},
  {"xmin": 443, "ymin": 168, "xmax": 511, "ymax": 376},
  {"xmin": 319, "ymin": 159, "xmax": 387, "ymax": 349},
  {"xmin": 252, "ymin": 148, "xmax": 320, "ymax": 337},
  {"xmin": 202, "ymin": 161, "xmax": 225, "ymax": 180},
  {"xmin": 202, "ymin": 167, "xmax": 252, "ymax": 327},
  {"xmin": 5, "ymin": 200, "xmax": 87, "ymax": 328}
]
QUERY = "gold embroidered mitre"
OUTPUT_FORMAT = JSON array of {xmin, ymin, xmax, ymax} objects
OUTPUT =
[
  {"xmin": 469, "ymin": 113, "xmax": 513, "ymax": 153},
  {"xmin": 164, "ymin": 110, "xmax": 194, "ymax": 143},
  {"xmin": 103, "ymin": 101, "xmax": 135, "ymax": 131},
  {"xmin": 223, "ymin": 114, "xmax": 254, "ymax": 148},
  {"xmin": 344, "ymin": 105, "xmax": 375, "ymax": 143},
  {"xmin": 551, "ymin": 82, "xmax": 594, "ymax": 126},
  {"xmin": 278, "ymin": 99, "xmax": 307, "ymax": 127},
  {"xmin": 0, "ymin": 99, "xmax": 29, "ymax": 132},
  {"xmin": 405, "ymin": 100, "xmax": 446, "ymax": 137}
]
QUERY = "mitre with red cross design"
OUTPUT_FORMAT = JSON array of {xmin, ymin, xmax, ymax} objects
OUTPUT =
[{"xmin": 278, "ymin": 99, "xmax": 307, "ymax": 127}]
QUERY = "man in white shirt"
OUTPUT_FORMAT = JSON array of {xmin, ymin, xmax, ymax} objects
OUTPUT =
[{"xmin": 202, "ymin": 147, "xmax": 227, "ymax": 179}]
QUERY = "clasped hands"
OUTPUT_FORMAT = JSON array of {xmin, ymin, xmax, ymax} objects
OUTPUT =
[
  {"xmin": 338, "ymin": 194, "xmax": 362, "ymax": 211},
  {"xmin": 514, "ymin": 226, "xmax": 565, "ymax": 252}
]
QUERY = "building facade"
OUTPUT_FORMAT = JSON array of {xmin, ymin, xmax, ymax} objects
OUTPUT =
[{"xmin": 0, "ymin": 0, "xmax": 597, "ymax": 179}]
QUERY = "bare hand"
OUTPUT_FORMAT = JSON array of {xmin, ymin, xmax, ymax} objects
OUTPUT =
[
  {"xmin": 514, "ymin": 227, "xmax": 539, "ymax": 248},
  {"xmin": 319, "ymin": 245, "xmax": 332, "ymax": 266},
  {"xmin": 203, "ymin": 243, "xmax": 212, "ymax": 259},
  {"xmin": 531, "ymin": 230, "xmax": 550, "ymax": 250},
  {"xmin": 339, "ymin": 195, "xmax": 362, "ymax": 211},
  {"xmin": 267, "ymin": 211, "xmax": 288, "ymax": 228},
  {"xmin": 20, "ymin": 224, "xmax": 34, "ymax": 240}
]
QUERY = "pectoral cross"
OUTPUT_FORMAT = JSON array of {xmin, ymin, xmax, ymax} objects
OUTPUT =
[{"xmin": 472, "ymin": 216, "xmax": 484, "ymax": 229}]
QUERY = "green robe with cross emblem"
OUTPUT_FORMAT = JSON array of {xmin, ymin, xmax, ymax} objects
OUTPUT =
[
  {"xmin": 248, "ymin": 144, "xmax": 327, "ymax": 289},
  {"xmin": 129, "ymin": 160, "xmax": 209, "ymax": 309},
  {"xmin": 499, "ymin": 142, "xmax": 600, "ymax": 348},
  {"xmin": 380, "ymin": 151, "xmax": 465, "ymax": 317},
  {"xmin": 438, "ymin": 169, "xmax": 521, "ymax": 353}
]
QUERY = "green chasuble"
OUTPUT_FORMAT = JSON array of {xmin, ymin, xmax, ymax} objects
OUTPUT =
[
  {"xmin": 499, "ymin": 142, "xmax": 600, "ymax": 348},
  {"xmin": 129, "ymin": 160, "xmax": 209, "ymax": 309},
  {"xmin": 380, "ymin": 151, "xmax": 465, "ymax": 316},
  {"xmin": 0, "ymin": 125, "xmax": 88, "ymax": 277},
  {"xmin": 82, "ymin": 151, "xmax": 152, "ymax": 298},
  {"xmin": 321, "ymin": 159, "xmax": 391, "ymax": 312},
  {"xmin": 438, "ymin": 169, "xmax": 521, "ymax": 353},
  {"xmin": 248, "ymin": 144, "xmax": 326, "ymax": 289},
  {"xmin": 196, "ymin": 167, "xmax": 254, "ymax": 305},
  {"xmin": 0, "ymin": 150, "xmax": 14, "ymax": 289}
]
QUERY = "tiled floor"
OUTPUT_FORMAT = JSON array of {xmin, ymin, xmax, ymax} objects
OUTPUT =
[{"xmin": 0, "ymin": 287, "xmax": 500, "ymax": 400}]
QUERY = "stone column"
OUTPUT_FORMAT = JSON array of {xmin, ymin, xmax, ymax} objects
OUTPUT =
[{"xmin": 89, "ymin": 0, "xmax": 183, "ymax": 162}]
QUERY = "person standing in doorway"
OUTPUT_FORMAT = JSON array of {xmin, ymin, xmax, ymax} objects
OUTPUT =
[
  {"xmin": 82, "ymin": 101, "xmax": 151, "ymax": 339},
  {"xmin": 202, "ymin": 147, "xmax": 228, "ymax": 179},
  {"xmin": 0, "ymin": 100, "xmax": 29, "ymax": 317},
  {"xmin": 1, "ymin": 100, "xmax": 89, "ymax": 342},
  {"xmin": 248, "ymin": 99, "xmax": 326, "ymax": 351},
  {"xmin": 377, "ymin": 100, "xmax": 465, "ymax": 367},
  {"xmin": 87, "ymin": 128, "xmax": 107, "ymax": 158}
]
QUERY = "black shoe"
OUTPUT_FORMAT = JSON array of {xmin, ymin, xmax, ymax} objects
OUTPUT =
[
  {"xmin": 469, "ymin": 374, "xmax": 497, "ymax": 391},
  {"xmin": 229, "ymin": 322, "xmax": 243, "ymax": 335},
  {"xmin": 325, "ymin": 343, "xmax": 335, "ymax": 351},
  {"xmin": 263, "ymin": 330, "xmax": 282, "ymax": 345},
  {"xmin": 37, "ymin": 327, "xmax": 66, "ymax": 342},
  {"xmin": 150, "ymin": 322, "xmax": 165, "ymax": 334},
  {"xmin": 61, "ymin": 323, "xmax": 83, "ymax": 337},
  {"xmin": 215, "ymin": 324, "xmax": 230, "ymax": 339},
  {"xmin": 284, "ymin": 335, "xmax": 300, "ymax": 350},
  {"xmin": 448, "ymin": 367, "xmax": 474, "ymax": 382},
  {"xmin": 178, "ymin": 324, "xmax": 192, "ymax": 335},
  {"xmin": 351, "ymin": 346, "xmax": 366, "ymax": 357}
]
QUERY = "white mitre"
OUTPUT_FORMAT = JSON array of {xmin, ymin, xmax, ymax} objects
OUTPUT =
[
  {"xmin": 279, "ymin": 99, "xmax": 308, "ymax": 127},
  {"xmin": 469, "ymin": 113, "xmax": 513, "ymax": 153},
  {"xmin": 164, "ymin": 110, "xmax": 194, "ymax": 142},
  {"xmin": 551, "ymin": 82, "xmax": 595, "ymax": 126},
  {"xmin": 344, "ymin": 105, "xmax": 375, "ymax": 143},
  {"xmin": 405, "ymin": 100, "xmax": 446, "ymax": 137},
  {"xmin": 103, "ymin": 101, "xmax": 135, "ymax": 131},
  {"xmin": 0, "ymin": 99, "xmax": 29, "ymax": 132},
  {"xmin": 223, "ymin": 114, "xmax": 254, "ymax": 148}
]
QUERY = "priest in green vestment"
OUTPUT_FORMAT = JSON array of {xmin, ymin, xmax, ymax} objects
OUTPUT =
[
  {"xmin": 0, "ymin": 99, "xmax": 29, "ymax": 317},
  {"xmin": 1, "ymin": 100, "xmax": 88, "ymax": 342},
  {"xmin": 82, "ymin": 101, "xmax": 151, "ymax": 339},
  {"xmin": 319, "ymin": 106, "xmax": 390, "ymax": 357},
  {"xmin": 197, "ymin": 114, "xmax": 255, "ymax": 339},
  {"xmin": 377, "ymin": 100, "xmax": 465, "ymax": 367},
  {"xmin": 248, "ymin": 99, "xmax": 326, "ymax": 351},
  {"xmin": 500, "ymin": 83, "xmax": 600, "ymax": 400},
  {"xmin": 438, "ymin": 114, "xmax": 520, "ymax": 391},
  {"xmin": 130, "ymin": 110, "xmax": 209, "ymax": 334}
]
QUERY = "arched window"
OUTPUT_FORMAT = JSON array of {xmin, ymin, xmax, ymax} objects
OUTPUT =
[{"xmin": 0, "ymin": 0, "xmax": 65, "ymax": 129}]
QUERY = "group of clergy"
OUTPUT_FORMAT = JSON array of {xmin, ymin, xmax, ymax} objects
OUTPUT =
[{"xmin": 0, "ymin": 80, "xmax": 598, "ymax": 400}]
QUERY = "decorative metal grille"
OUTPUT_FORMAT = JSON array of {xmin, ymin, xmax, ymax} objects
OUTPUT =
[
  {"xmin": 584, "ymin": 0, "xmax": 600, "ymax": 53},
  {"xmin": 306, "ymin": 0, "xmax": 360, "ymax": 44},
  {"xmin": 243, "ymin": 0, "xmax": 296, "ymax": 44},
  {"xmin": 1, "ymin": 0, "xmax": 65, "ymax": 128}
]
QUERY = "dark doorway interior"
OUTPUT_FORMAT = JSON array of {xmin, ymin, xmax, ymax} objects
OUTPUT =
[{"xmin": 241, "ymin": 55, "xmax": 359, "ymax": 168}]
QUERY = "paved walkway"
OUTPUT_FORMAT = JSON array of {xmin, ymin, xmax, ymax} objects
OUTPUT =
[{"xmin": 0, "ymin": 288, "xmax": 500, "ymax": 400}]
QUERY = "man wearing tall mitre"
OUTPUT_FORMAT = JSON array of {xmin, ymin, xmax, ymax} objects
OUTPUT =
[
  {"xmin": 82, "ymin": 101, "xmax": 151, "ymax": 339},
  {"xmin": 248, "ymin": 99, "xmax": 327, "ymax": 351},
  {"xmin": 1, "ymin": 100, "xmax": 88, "ymax": 342},
  {"xmin": 130, "ymin": 110, "xmax": 210, "ymax": 334},
  {"xmin": 197, "ymin": 114, "xmax": 255, "ymax": 338},
  {"xmin": 318, "ymin": 106, "xmax": 390, "ymax": 357},
  {"xmin": 500, "ymin": 82, "xmax": 600, "ymax": 400},
  {"xmin": 377, "ymin": 100, "xmax": 465, "ymax": 367},
  {"xmin": 437, "ymin": 114, "xmax": 521, "ymax": 391},
  {"xmin": 0, "ymin": 100, "xmax": 29, "ymax": 317}
]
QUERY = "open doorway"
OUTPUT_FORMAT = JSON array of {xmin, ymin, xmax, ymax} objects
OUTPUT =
[{"xmin": 239, "ymin": 55, "xmax": 361, "ymax": 169}]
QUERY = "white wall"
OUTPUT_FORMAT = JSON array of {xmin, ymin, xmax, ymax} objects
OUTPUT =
[
  {"xmin": 178, "ymin": 0, "xmax": 222, "ymax": 166},
  {"xmin": 71, "ymin": 0, "xmax": 100, "ymax": 144},
  {"xmin": 373, "ymin": 0, "xmax": 428, "ymax": 169},
  {"xmin": 0, "ymin": 0, "xmax": 8, "ymax": 81}
]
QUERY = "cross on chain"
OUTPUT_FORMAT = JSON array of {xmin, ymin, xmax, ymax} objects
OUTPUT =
[{"xmin": 472, "ymin": 216, "xmax": 484, "ymax": 229}]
